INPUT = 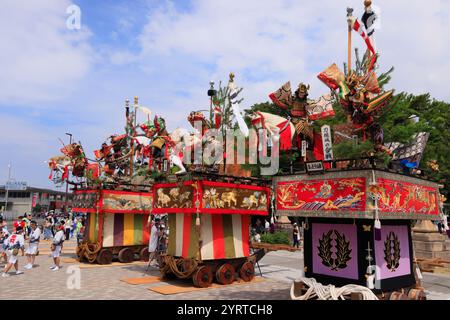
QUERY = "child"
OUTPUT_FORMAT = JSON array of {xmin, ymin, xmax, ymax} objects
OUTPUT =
[
  {"xmin": 0, "ymin": 218, "xmax": 9, "ymax": 265},
  {"xmin": 2, "ymin": 226, "xmax": 25, "ymax": 277}
]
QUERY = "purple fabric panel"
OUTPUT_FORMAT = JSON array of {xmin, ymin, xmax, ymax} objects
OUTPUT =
[
  {"xmin": 312, "ymin": 223, "xmax": 359, "ymax": 280},
  {"xmin": 374, "ymin": 225, "xmax": 411, "ymax": 280}
]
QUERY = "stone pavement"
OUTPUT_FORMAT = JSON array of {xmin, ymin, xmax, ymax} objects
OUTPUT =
[{"xmin": 0, "ymin": 239, "xmax": 449, "ymax": 300}]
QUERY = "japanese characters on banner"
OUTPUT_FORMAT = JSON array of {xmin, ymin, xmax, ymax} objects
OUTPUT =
[
  {"xmin": 321, "ymin": 125, "xmax": 334, "ymax": 161},
  {"xmin": 277, "ymin": 178, "xmax": 366, "ymax": 212},
  {"xmin": 301, "ymin": 140, "xmax": 307, "ymax": 157}
]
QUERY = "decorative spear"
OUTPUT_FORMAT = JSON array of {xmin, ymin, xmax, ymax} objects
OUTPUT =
[{"xmin": 347, "ymin": 7, "xmax": 354, "ymax": 72}]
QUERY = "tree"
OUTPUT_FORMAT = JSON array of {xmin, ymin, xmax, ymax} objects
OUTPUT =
[{"xmin": 380, "ymin": 93, "xmax": 450, "ymax": 198}]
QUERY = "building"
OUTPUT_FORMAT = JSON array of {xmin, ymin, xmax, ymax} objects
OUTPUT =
[{"xmin": 0, "ymin": 184, "xmax": 72, "ymax": 219}]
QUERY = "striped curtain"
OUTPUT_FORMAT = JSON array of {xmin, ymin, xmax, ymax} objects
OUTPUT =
[
  {"xmin": 167, "ymin": 214, "xmax": 250, "ymax": 260},
  {"xmin": 167, "ymin": 213, "xmax": 199, "ymax": 259},
  {"xmin": 85, "ymin": 212, "xmax": 99, "ymax": 243},
  {"xmin": 102, "ymin": 213, "xmax": 150, "ymax": 247}
]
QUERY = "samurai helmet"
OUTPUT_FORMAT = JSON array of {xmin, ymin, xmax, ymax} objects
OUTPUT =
[{"xmin": 297, "ymin": 83, "xmax": 310, "ymax": 94}]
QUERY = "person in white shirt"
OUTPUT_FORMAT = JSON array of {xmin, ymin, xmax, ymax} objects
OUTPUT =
[
  {"xmin": 24, "ymin": 221, "xmax": 41, "ymax": 269},
  {"xmin": 50, "ymin": 224, "xmax": 65, "ymax": 271},
  {"xmin": 146, "ymin": 218, "xmax": 160, "ymax": 270},
  {"xmin": 0, "ymin": 219, "xmax": 9, "ymax": 265},
  {"xmin": 2, "ymin": 226, "xmax": 25, "ymax": 277}
]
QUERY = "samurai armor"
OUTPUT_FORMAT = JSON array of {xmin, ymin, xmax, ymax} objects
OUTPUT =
[
  {"xmin": 363, "ymin": 71, "xmax": 381, "ymax": 94},
  {"xmin": 86, "ymin": 163, "xmax": 100, "ymax": 179},
  {"xmin": 317, "ymin": 63, "xmax": 345, "ymax": 90},
  {"xmin": 293, "ymin": 119, "xmax": 313, "ymax": 140},
  {"xmin": 366, "ymin": 90, "xmax": 394, "ymax": 113},
  {"xmin": 338, "ymin": 81, "xmax": 350, "ymax": 99},
  {"xmin": 151, "ymin": 137, "xmax": 166, "ymax": 150},
  {"xmin": 269, "ymin": 81, "xmax": 293, "ymax": 109},
  {"xmin": 60, "ymin": 143, "xmax": 82, "ymax": 157},
  {"xmin": 306, "ymin": 94, "xmax": 335, "ymax": 120}
]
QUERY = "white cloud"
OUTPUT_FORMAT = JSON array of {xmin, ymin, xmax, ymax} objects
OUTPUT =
[
  {"xmin": 137, "ymin": 0, "xmax": 450, "ymax": 106},
  {"xmin": 0, "ymin": 0, "xmax": 93, "ymax": 106}
]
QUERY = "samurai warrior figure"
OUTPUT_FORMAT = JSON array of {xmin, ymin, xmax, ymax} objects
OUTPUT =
[{"xmin": 269, "ymin": 82, "xmax": 316, "ymax": 148}]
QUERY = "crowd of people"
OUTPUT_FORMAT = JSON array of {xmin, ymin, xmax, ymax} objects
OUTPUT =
[{"xmin": 0, "ymin": 211, "xmax": 86, "ymax": 277}]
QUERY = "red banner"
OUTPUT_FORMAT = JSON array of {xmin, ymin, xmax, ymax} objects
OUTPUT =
[
  {"xmin": 373, "ymin": 178, "xmax": 439, "ymax": 215},
  {"xmin": 277, "ymin": 178, "xmax": 366, "ymax": 212},
  {"xmin": 31, "ymin": 193, "xmax": 38, "ymax": 208}
]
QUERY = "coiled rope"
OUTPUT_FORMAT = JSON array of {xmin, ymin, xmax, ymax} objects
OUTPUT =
[
  {"xmin": 290, "ymin": 277, "xmax": 379, "ymax": 300},
  {"xmin": 160, "ymin": 256, "xmax": 199, "ymax": 279},
  {"xmin": 76, "ymin": 241, "xmax": 102, "ymax": 263}
]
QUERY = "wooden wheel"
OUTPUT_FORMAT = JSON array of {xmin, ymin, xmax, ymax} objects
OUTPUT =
[
  {"xmin": 96, "ymin": 249, "xmax": 113, "ymax": 265},
  {"xmin": 118, "ymin": 247, "xmax": 134, "ymax": 263},
  {"xmin": 139, "ymin": 247, "xmax": 149, "ymax": 261},
  {"xmin": 215, "ymin": 263, "xmax": 235, "ymax": 285},
  {"xmin": 239, "ymin": 261, "xmax": 255, "ymax": 282},
  {"xmin": 407, "ymin": 288, "xmax": 426, "ymax": 300},
  {"xmin": 192, "ymin": 265, "xmax": 213, "ymax": 288},
  {"xmin": 389, "ymin": 291, "xmax": 409, "ymax": 300}
]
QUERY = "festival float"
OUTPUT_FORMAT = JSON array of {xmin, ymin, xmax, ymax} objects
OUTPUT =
[
  {"xmin": 267, "ymin": 1, "xmax": 445, "ymax": 299},
  {"xmin": 153, "ymin": 178, "xmax": 270, "ymax": 287},
  {"xmin": 47, "ymin": 73, "xmax": 272, "ymax": 283},
  {"xmin": 48, "ymin": 97, "xmax": 157, "ymax": 264},
  {"xmin": 149, "ymin": 75, "xmax": 271, "ymax": 287}
]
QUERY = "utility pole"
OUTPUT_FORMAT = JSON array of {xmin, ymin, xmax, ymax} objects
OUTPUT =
[
  {"xmin": 3, "ymin": 163, "xmax": 11, "ymax": 218},
  {"xmin": 65, "ymin": 133, "xmax": 72, "ymax": 214}
]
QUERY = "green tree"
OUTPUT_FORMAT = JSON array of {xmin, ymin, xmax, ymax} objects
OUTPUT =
[{"xmin": 380, "ymin": 93, "xmax": 450, "ymax": 198}]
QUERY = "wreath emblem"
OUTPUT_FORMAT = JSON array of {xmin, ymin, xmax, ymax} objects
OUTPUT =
[
  {"xmin": 318, "ymin": 229, "xmax": 352, "ymax": 271},
  {"xmin": 384, "ymin": 231, "xmax": 401, "ymax": 272}
]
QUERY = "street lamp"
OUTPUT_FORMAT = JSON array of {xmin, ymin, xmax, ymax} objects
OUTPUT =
[{"xmin": 64, "ymin": 133, "xmax": 72, "ymax": 215}]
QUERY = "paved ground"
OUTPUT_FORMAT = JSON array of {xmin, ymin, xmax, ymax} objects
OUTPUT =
[{"xmin": 0, "ymin": 238, "xmax": 449, "ymax": 300}]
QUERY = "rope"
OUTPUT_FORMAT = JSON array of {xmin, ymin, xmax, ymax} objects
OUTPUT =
[
  {"xmin": 77, "ymin": 241, "xmax": 102, "ymax": 263},
  {"xmin": 290, "ymin": 277, "xmax": 379, "ymax": 300},
  {"xmin": 161, "ymin": 256, "xmax": 198, "ymax": 279}
]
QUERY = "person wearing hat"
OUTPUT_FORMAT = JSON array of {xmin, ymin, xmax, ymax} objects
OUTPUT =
[
  {"xmin": 49, "ymin": 223, "xmax": 65, "ymax": 271},
  {"xmin": 2, "ymin": 226, "xmax": 25, "ymax": 277},
  {"xmin": 293, "ymin": 223, "xmax": 300, "ymax": 248},
  {"xmin": 24, "ymin": 221, "xmax": 41, "ymax": 269}
]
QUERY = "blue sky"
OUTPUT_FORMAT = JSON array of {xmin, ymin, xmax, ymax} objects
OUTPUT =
[{"xmin": 0, "ymin": 0, "xmax": 449, "ymax": 190}]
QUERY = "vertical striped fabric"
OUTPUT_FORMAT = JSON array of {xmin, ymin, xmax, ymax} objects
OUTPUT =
[
  {"xmin": 86, "ymin": 213, "xmax": 99, "ymax": 243},
  {"xmin": 101, "ymin": 213, "xmax": 150, "ymax": 248},
  {"xmin": 167, "ymin": 213, "xmax": 199, "ymax": 258},
  {"xmin": 201, "ymin": 214, "xmax": 250, "ymax": 260},
  {"xmin": 167, "ymin": 214, "xmax": 251, "ymax": 260}
]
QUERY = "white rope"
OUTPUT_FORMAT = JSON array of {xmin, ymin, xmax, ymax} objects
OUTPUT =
[{"xmin": 290, "ymin": 277, "xmax": 379, "ymax": 300}]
